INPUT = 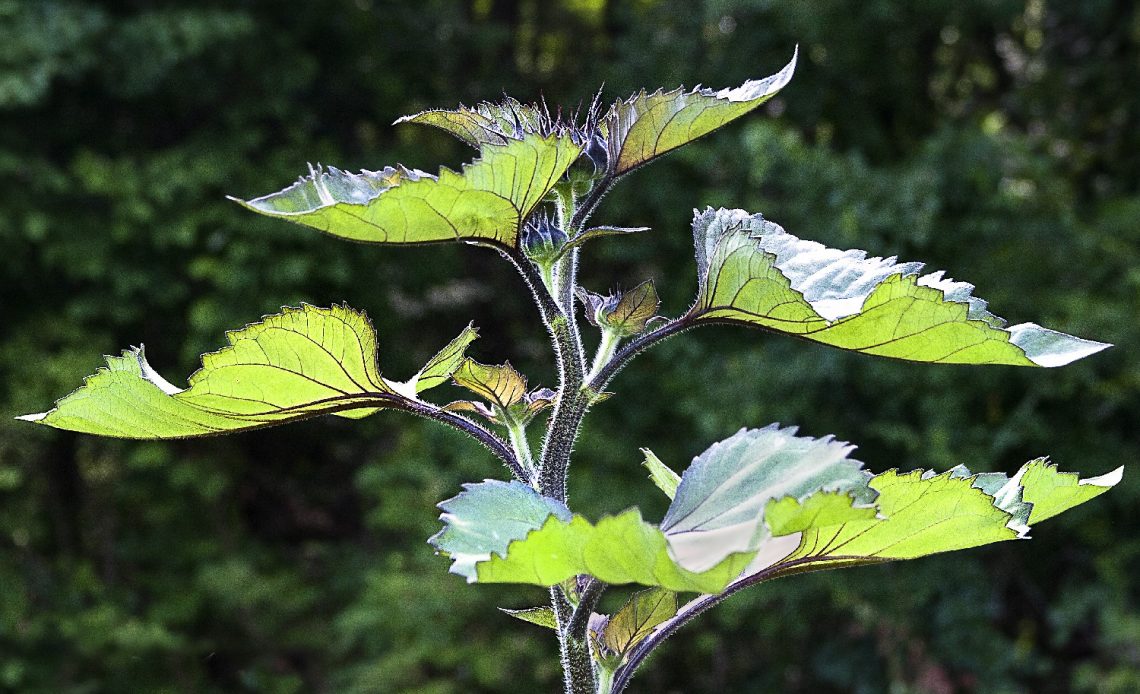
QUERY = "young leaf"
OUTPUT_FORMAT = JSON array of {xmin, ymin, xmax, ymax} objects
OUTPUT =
[
  {"xmin": 429, "ymin": 479, "xmax": 572, "ymax": 580},
  {"xmin": 232, "ymin": 133, "xmax": 582, "ymax": 250},
  {"xmin": 687, "ymin": 208, "xmax": 1110, "ymax": 367},
  {"xmin": 579, "ymin": 281, "xmax": 660, "ymax": 337},
  {"xmin": 641, "ymin": 448, "xmax": 680, "ymax": 500},
  {"xmin": 601, "ymin": 588, "xmax": 679, "ymax": 656},
  {"xmin": 605, "ymin": 49, "xmax": 797, "ymax": 175},
  {"xmin": 410, "ymin": 323, "xmax": 479, "ymax": 393},
  {"xmin": 452, "ymin": 359, "xmax": 528, "ymax": 410},
  {"xmin": 18, "ymin": 305, "xmax": 472, "ymax": 438},
  {"xmin": 661, "ymin": 425, "xmax": 873, "ymax": 572},
  {"xmin": 395, "ymin": 97, "xmax": 547, "ymax": 148},
  {"xmin": 500, "ymin": 606, "xmax": 558, "ymax": 630}
]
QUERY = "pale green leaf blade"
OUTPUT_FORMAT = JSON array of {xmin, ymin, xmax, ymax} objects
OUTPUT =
[
  {"xmin": 500, "ymin": 606, "xmax": 558, "ymax": 630},
  {"xmin": 233, "ymin": 133, "xmax": 582, "ymax": 249},
  {"xmin": 606, "ymin": 49, "xmax": 796, "ymax": 174},
  {"xmin": 641, "ymin": 448, "xmax": 680, "ymax": 500},
  {"xmin": 452, "ymin": 359, "xmax": 528, "ymax": 410},
  {"xmin": 689, "ymin": 208, "xmax": 1110, "ymax": 367},
  {"xmin": 474, "ymin": 510, "xmax": 752, "ymax": 593},
  {"xmin": 429, "ymin": 479, "xmax": 572, "ymax": 581},
  {"xmin": 660, "ymin": 425, "xmax": 872, "ymax": 572},
  {"xmin": 1018, "ymin": 459, "xmax": 1123, "ymax": 523},
  {"xmin": 413, "ymin": 323, "xmax": 479, "ymax": 393},
  {"xmin": 18, "ymin": 305, "xmax": 421, "ymax": 438},
  {"xmin": 601, "ymin": 588, "xmax": 679, "ymax": 656}
]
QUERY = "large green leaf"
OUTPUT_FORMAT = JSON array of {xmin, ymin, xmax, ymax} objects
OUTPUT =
[
  {"xmin": 605, "ymin": 49, "xmax": 797, "ymax": 175},
  {"xmin": 233, "ymin": 133, "xmax": 582, "ymax": 249},
  {"xmin": 660, "ymin": 425, "xmax": 873, "ymax": 571},
  {"xmin": 19, "ymin": 305, "xmax": 473, "ymax": 438},
  {"xmin": 432, "ymin": 429, "xmax": 1120, "ymax": 594},
  {"xmin": 687, "ymin": 208, "xmax": 1110, "ymax": 366}
]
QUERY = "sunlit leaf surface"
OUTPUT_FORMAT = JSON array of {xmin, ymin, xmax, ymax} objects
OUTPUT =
[
  {"xmin": 234, "ymin": 133, "xmax": 582, "ymax": 249},
  {"xmin": 20, "ymin": 305, "xmax": 473, "ymax": 438},
  {"xmin": 688, "ymin": 208, "xmax": 1110, "ymax": 366}
]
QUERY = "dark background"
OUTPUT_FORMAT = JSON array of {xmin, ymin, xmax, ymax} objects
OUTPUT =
[{"xmin": 2, "ymin": 1, "xmax": 1138, "ymax": 692}]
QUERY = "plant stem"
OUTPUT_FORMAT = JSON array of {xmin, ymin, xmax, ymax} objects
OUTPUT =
[
  {"xmin": 395, "ymin": 399, "xmax": 526, "ymax": 482},
  {"xmin": 609, "ymin": 555, "xmax": 877, "ymax": 693},
  {"xmin": 552, "ymin": 584, "xmax": 596, "ymax": 694},
  {"xmin": 586, "ymin": 329, "xmax": 622, "ymax": 384},
  {"xmin": 566, "ymin": 577, "xmax": 606, "ymax": 642},
  {"xmin": 504, "ymin": 415, "xmax": 536, "ymax": 481},
  {"xmin": 588, "ymin": 318, "xmax": 694, "ymax": 392}
]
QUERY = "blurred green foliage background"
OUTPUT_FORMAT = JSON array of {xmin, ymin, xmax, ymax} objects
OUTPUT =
[{"xmin": 2, "ymin": 1, "xmax": 1138, "ymax": 692}]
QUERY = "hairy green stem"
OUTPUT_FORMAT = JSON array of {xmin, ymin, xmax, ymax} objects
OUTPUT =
[
  {"xmin": 588, "ymin": 318, "xmax": 694, "ymax": 392},
  {"xmin": 566, "ymin": 577, "xmax": 606, "ymax": 642},
  {"xmin": 586, "ymin": 329, "xmax": 622, "ymax": 384},
  {"xmin": 552, "ymin": 584, "xmax": 596, "ymax": 694},
  {"xmin": 609, "ymin": 555, "xmax": 875, "ymax": 693},
  {"xmin": 396, "ymin": 399, "xmax": 526, "ymax": 482},
  {"xmin": 504, "ymin": 415, "xmax": 536, "ymax": 481}
]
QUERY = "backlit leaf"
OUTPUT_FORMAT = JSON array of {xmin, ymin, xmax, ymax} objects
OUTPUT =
[
  {"xmin": 500, "ymin": 606, "xmax": 558, "ymax": 630},
  {"xmin": 601, "ymin": 588, "xmax": 678, "ymax": 656},
  {"xmin": 433, "ymin": 428, "xmax": 1120, "ymax": 594},
  {"xmin": 233, "ymin": 133, "xmax": 582, "ymax": 249},
  {"xmin": 605, "ymin": 49, "xmax": 797, "ymax": 174},
  {"xmin": 395, "ymin": 97, "xmax": 547, "ymax": 148},
  {"xmin": 661, "ymin": 425, "xmax": 872, "ymax": 572},
  {"xmin": 452, "ymin": 359, "xmax": 528, "ymax": 410},
  {"xmin": 19, "ymin": 305, "xmax": 473, "ymax": 438},
  {"xmin": 641, "ymin": 448, "xmax": 680, "ymax": 500},
  {"xmin": 688, "ymin": 208, "xmax": 1110, "ymax": 366}
]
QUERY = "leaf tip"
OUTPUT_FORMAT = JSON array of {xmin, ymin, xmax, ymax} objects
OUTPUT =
[
  {"xmin": 15, "ymin": 412, "xmax": 47, "ymax": 423},
  {"xmin": 1082, "ymin": 466, "xmax": 1124, "ymax": 488}
]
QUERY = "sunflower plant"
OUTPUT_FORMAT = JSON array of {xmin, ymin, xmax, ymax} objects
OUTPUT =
[{"xmin": 21, "ymin": 50, "xmax": 1121, "ymax": 693}]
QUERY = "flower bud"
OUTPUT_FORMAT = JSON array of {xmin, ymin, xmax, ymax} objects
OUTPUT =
[{"xmin": 521, "ymin": 214, "xmax": 568, "ymax": 264}]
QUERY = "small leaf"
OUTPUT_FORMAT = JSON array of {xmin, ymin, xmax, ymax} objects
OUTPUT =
[
  {"xmin": 554, "ymin": 225, "xmax": 650, "ymax": 260},
  {"xmin": 412, "ymin": 323, "xmax": 479, "ymax": 393},
  {"xmin": 641, "ymin": 448, "xmax": 680, "ymax": 500},
  {"xmin": 605, "ymin": 49, "xmax": 797, "ymax": 174},
  {"xmin": 688, "ymin": 208, "xmax": 1110, "ymax": 367},
  {"xmin": 452, "ymin": 359, "xmax": 528, "ymax": 410},
  {"xmin": 578, "ymin": 281, "xmax": 660, "ymax": 337},
  {"xmin": 601, "ymin": 588, "xmax": 679, "ymax": 656},
  {"xmin": 661, "ymin": 425, "xmax": 872, "ymax": 572},
  {"xmin": 500, "ymin": 606, "xmax": 558, "ymax": 630},
  {"xmin": 18, "ymin": 305, "xmax": 462, "ymax": 438},
  {"xmin": 395, "ymin": 97, "xmax": 548, "ymax": 148},
  {"xmin": 233, "ymin": 133, "xmax": 582, "ymax": 250}
]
